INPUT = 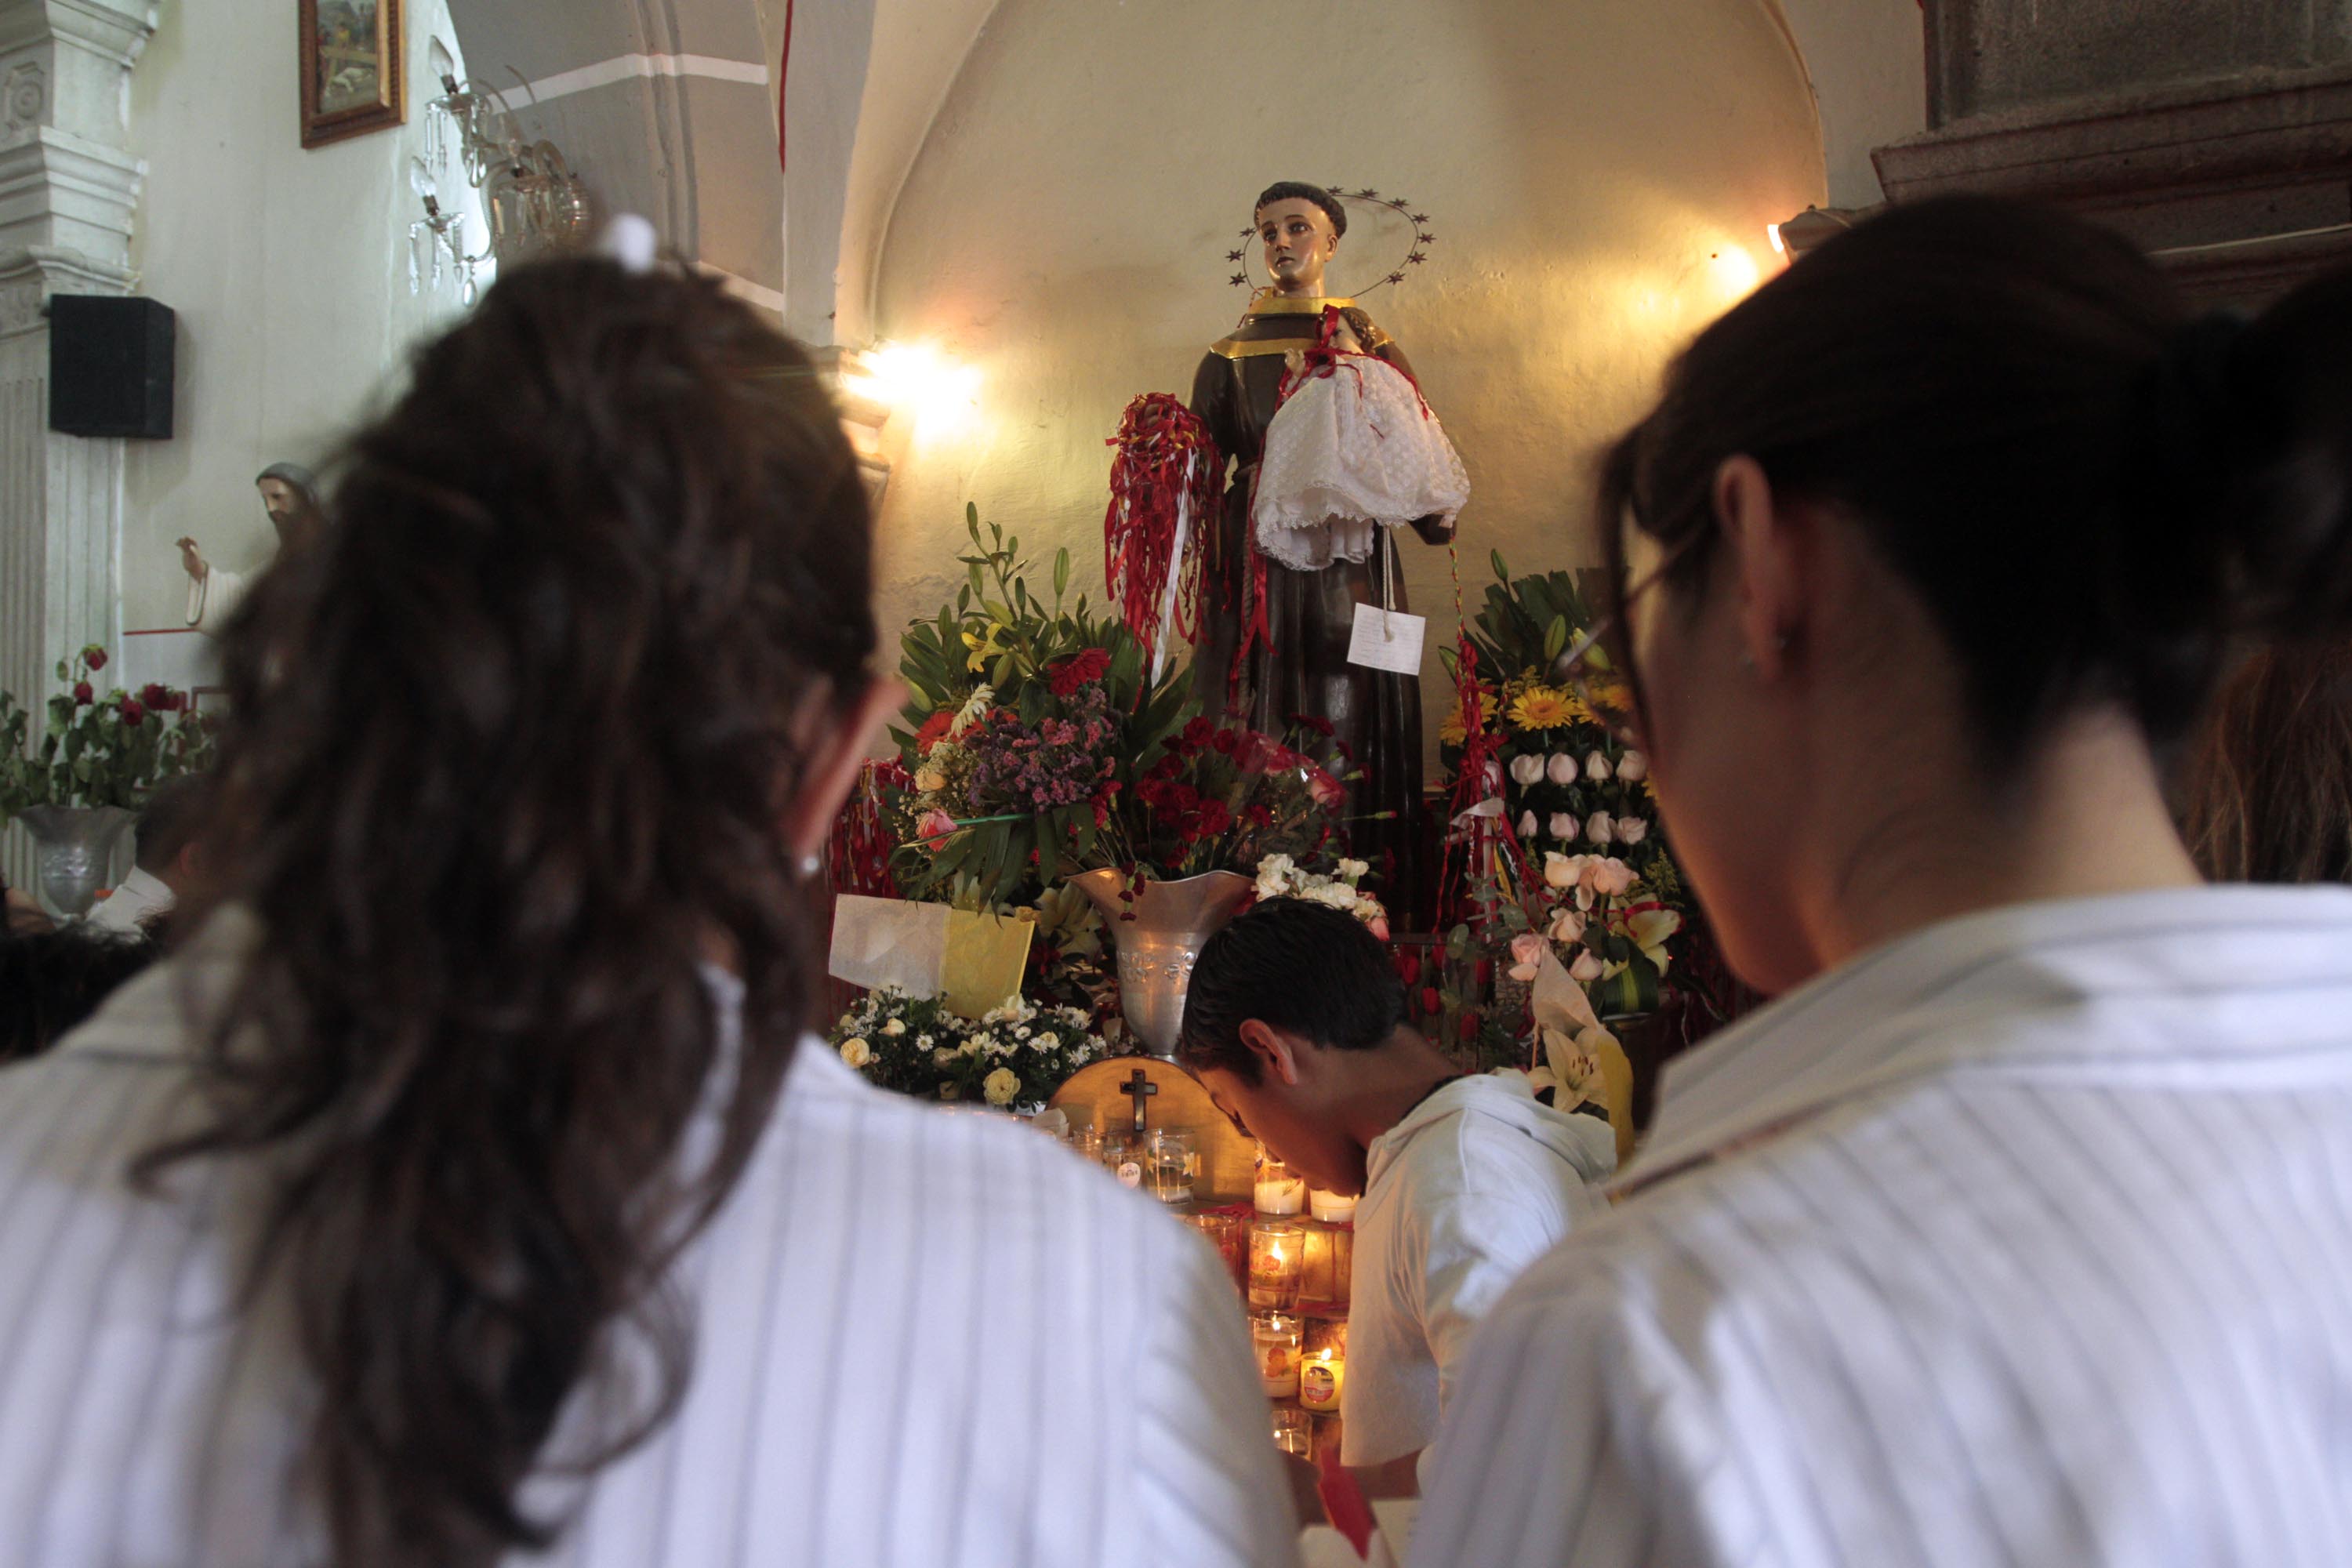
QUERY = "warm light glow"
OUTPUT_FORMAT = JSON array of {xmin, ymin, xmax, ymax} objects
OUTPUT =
[
  {"xmin": 1766, "ymin": 223, "xmax": 1785, "ymax": 256},
  {"xmin": 1708, "ymin": 246, "xmax": 1762, "ymax": 299},
  {"xmin": 864, "ymin": 339, "xmax": 982, "ymax": 435}
]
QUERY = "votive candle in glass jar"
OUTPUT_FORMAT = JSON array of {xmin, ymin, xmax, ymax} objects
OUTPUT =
[
  {"xmin": 1100, "ymin": 1132, "xmax": 1145, "ymax": 1192},
  {"xmin": 1178, "ymin": 1209, "xmax": 1247, "ymax": 1295},
  {"xmin": 1142, "ymin": 1129, "xmax": 1196, "ymax": 1204},
  {"xmin": 1271, "ymin": 1404, "xmax": 1313, "ymax": 1457},
  {"xmin": 1298, "ymin": 1223, "xmax": 1353, "ymax": 1313},
  {"xmin": 1252, "ymin": 1311, "xmax": 1304, "ymax": 1399},
  {"xmin": 1308, "ymin": 1188, "xmax": 1357, "ymax": 1223},
  {"xmin": 1248, "ymin": 1221, "xmax": 1304, "ymax": 1310},
  {"xmin": 1254, "ymin": 1145, "xmax": 1306, "ymax": 1215},
  {"xmin": 1300, "ymin": 1347, "xmax": 1346, "ymax": 1411}
]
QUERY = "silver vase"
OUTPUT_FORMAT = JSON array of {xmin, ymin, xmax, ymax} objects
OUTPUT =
[
  {"xmin": 1071, "ymin": 868, "xmax": 1254, "ymax": 1057},
  {"xmin": 16, "ymin": 804, "xmax": 136, "ymax": 919}
]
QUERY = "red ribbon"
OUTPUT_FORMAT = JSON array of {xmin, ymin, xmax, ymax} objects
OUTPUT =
[{"xmin": 1104, "ymin": 394, "xmax": 1221, "ymax": 660}]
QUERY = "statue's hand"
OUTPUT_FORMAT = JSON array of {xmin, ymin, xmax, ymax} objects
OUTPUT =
[{"xmin": 176, "ymin": 536, "xmax": 208, "ymax": 581}]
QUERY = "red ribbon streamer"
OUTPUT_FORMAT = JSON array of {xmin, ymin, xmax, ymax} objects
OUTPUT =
[{"xmin": 1104, "ymin": 393, "xmax": 1221, "ymax": 660}]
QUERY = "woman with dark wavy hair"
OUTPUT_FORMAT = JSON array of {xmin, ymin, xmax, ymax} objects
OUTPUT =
[
  {"xmin": 2182, "ymin": 637, "xmax": 2352, "ymax": 886},
  {"xmin": 1412, "ymin": 198, "xmax": 2352, "ymax": 1566},
  {"xmin": 0, "ymin": 259, "xmax": 1292, "ymax": 1567}
]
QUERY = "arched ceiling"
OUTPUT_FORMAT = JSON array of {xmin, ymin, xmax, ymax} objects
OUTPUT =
[
  {"xmin": 442, "ymin": 0, "xmax": 784, "ymax": 308},
  {"xmin": 442, "ymin": 0, "xmax": 1919, "ymax": 343}
]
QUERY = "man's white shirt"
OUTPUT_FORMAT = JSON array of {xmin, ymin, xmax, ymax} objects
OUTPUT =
[
  {"xmin": 1342, "ymin": 1072, "xmax": 1615, "ymax": 1466},
  {"xmin": 1415, "ymin": 885, "xmax": 2352, "ymax": 1567},
  {"xmin": 0, "ymin": 919, "xmax": 1298, "ymax": 1567}
]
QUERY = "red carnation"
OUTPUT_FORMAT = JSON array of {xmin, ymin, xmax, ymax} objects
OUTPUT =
[
  {"xmin": 84, "ymin": 648, "xmax": 106, "ymax": 671},
  {"xmin": 71, "ymin": 681, "xmax": 92, "ymax": 705},
  {"xmin": 118, "ymin": 699, "xmax": 144, "ymax": 726},
  {"xmin": 1047, "ymin": 647, "xmax": 1111, "ymax": 697},
  {"xmin": 1179, "ymin": 717, "xmax": 1214, "ymax": 750},
  {"xmin": 1195, "ymin": 799, "xmax": 1232, "ymax": 837},
  {"xmin": 138, "ymin": 682, "xmax": 177, "ymax": 713},
  {"xmin": 1210, "ymin": 728, "xmax": 1239, "ymax": 756}
]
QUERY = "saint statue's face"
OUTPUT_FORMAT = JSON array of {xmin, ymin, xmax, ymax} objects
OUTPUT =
[
  {"xmin": 1255, "ymin": 198, "xmax": 1339, "ymax": 296},
  {"xmin": 256, "ymin": 477, "xmax": 319, "ymax": 551}
]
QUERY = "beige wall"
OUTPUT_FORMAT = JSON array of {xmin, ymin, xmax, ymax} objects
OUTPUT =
[
  {"xmin": 866, "ymin": 0, "xmax": 1824, "ymax": 768},
  {"xmin": 118, "ymin": 0, "xmax": 483, "ymax": 633}
]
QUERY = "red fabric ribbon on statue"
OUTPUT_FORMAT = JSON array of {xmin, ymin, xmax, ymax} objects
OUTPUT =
[{"xmin": 1103, "ymin": 393, "xmax": 1222, "ymax": 660}]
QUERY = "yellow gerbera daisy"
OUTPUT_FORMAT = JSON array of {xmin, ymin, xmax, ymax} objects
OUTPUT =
[
  {"xmin": 1508, "ymin": 685, "xmax": 1578, "ymax": 731},
  {"xmin": 1439, "ymin": 684, "xmax": 1498, "ymax": 746}
]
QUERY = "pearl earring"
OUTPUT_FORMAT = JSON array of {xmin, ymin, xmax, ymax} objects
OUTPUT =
[{"xmin": 798, "ymin": 853, "xmax": 822, "ymax": 877}]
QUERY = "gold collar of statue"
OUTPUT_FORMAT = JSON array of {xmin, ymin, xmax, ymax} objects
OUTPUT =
[{"xmin": 1244, "ymin": 292, "xmax": 1356, "ymax": 316}]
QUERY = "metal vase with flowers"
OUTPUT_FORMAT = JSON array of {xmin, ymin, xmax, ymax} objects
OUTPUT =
[
  {"xmin": 16, "ymin": 804, "xmax": 136, "ymax": 918},
  {"xmin": 1070, "ymin": 867, "xmax": 1254, "ymax": 1056}
]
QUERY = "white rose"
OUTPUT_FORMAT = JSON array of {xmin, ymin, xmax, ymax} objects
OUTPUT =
[
  {"xmin": 1616, "ymin": 816, "xmax": 1649, "ymax": 844},
  {"xmin": 1584, "ymin": 751, "xmax": 1613, "ymax": 782},
  {"xmin": 838, "ymin": 1036, "xmax": 872, "ymax": 1069},
  {"xmin": 881, "ymin": 1018, "xmax": 906, "ymax": 1036},
  {"xmin": 1617, "ymin": 749, "xmax": 1650, "ymax": 782},
  {"xmin": 1569, "ymin": 950, "xmax": 1606, "ymax": 983},
  {"xmin": 982, "ymin": 1067, "xmax": 1021, "ymax": 1106},
  {"xmin": 1508, "ymin": 754, "xmax": 1545, "ymax": 788},
  {"xmin": 1517, "ymin": 810, "xmax": 1539, "ymax": 839},
  {"xmin": 933, "ymin": 1047, "xmax": 957, "ymax": 1066},
  {"xmin": 913, "ymin": 766, "xmax": 946, "ymax": 793},
  {"xmin": 1585, "ymin": 811, "xmax": 1615, "ymax": 846},
  {"xmin": 1548, "ymin": 812, "xmax": 1577, "ymax": 840},
  {"xmin": 1338, "ymin": 858, "xmax": 1370, "ymax": 881},
  {"xmin": 1545, "ymin": 752, "xmax": 1577, "ymax": 786}
]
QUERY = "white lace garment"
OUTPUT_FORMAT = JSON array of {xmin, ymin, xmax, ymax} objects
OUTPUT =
[{"xmin": 1252, "ymin": 354, "xmax": 1470, "ymax": 572}]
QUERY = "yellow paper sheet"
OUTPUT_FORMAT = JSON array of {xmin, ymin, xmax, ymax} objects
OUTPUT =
[{"xmin": 940, "ymin": 908, "xmax": 1034, "ymax": 1018}]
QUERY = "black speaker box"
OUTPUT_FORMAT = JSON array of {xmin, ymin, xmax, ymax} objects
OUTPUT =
[{"xmin": 49, "ymin": 295, "xmax": 175, "ymax": 439}]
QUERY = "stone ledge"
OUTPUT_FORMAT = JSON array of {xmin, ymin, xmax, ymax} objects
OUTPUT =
[{"xmin": 1875, "ymin": 62, "xmax": 2352, "ymax": 254}]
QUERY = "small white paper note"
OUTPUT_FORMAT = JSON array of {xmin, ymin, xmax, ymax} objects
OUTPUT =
[{"xmin": 1347, "ymin": 601, "xmax": 1427, "ymax": 675}]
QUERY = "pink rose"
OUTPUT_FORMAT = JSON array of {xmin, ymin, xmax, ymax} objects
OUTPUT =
[
  {"xmin": 1588, "ymin": 857, "xmax": 1639, "ymax": 897},
  {"xmin": 1617, "ymin": 749, "xmax": 1649, "ymax": 782},
  {"xmin": 1569, "ymin": 950, "xmax": 1606, "ymax": 984},
  {"xmin": 914, "ymin": 808, "xmax": 959, "ymax": 847},
  {"xmin": 1508, "ymin": 931, "xmax": 1547, "ymax": 982},
  {"xmin": 1584, "ymin": 811, "xmax": 1615, "ymax": 847},
  {"xmin": 1615, "ymin": 817, "xmax": 1649, "ymax": 845}
]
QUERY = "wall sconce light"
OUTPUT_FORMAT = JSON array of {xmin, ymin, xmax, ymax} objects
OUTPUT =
[{"xmin": 1769, "ymin": 205, "xmax": 1875, "ymax": 260}]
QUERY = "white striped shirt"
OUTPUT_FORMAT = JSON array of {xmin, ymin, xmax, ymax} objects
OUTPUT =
[
  {"xmin": 0, "ymin": 931, "xmax": 1298, "ymax": 1568},
  {"xmin": 1414, "ymin": 885, "xmax": 2352, "ymax": 1568}
]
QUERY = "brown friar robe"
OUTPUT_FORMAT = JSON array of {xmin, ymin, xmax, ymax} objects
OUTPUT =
[{"xmin": 1188, "ymin": 291, "xmax": 1445, "ymax": 924}]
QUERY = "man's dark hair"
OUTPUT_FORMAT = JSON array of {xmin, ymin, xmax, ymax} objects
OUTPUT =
[
  {"xmin": 0, "ymin": 927, "xmax": 159, "ymax": 1065},
  {"xmin": 134, "ymin": 773, "xmax": 211, "ymax": 875},
  {"xmin": 1254, "ymin": 181, "xmax": 1346, "ymax": 239},
  {"xmin": 1177, "ymin": 898, "xmax": 1404, "ymax": 1083}
]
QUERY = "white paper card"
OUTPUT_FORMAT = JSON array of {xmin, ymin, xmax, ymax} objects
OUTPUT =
[
  {"xmin": 1347, "ymin": 602, "xmax": 1427, "ymax": 675},
  {"xmin": 827, "ymin": 894, "xmax": 950, "ymax": 997}
]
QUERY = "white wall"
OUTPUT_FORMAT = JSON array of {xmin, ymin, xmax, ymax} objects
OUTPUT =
[
  {"xmin": 1769, "ymin": 0, "xmax": 1926, "ymax": 207},
  {"xmin": 869, "ymin": 0, "xmax": 1825, "ymax": 768},
  {"xmin": 119, "ymin": 0, "xmax": 483, "ymax": 631}
]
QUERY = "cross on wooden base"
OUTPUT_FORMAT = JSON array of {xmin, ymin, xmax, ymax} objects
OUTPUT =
[{"xmin": 1120, "ymin": 1066, "xmax": 1158, "ymax": 1135}]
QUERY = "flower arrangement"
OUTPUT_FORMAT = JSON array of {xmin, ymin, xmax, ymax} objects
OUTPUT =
[
  {"xmin": 887, "ymin": 506, "xmax": 1348, "ymax": 909},
  {"xmin": 1253, "ymin": 853, "xmax": 1390, "ymax": 942},
  {"xmin": 1438, "ymin": 554, "xmax": 1690, "ymax": 1016},
  {"xmin": 0, "ymin": 646, "xmax": 215, "ymax": 822},
  {"xmin": 828, "ymin": 984, "xmax": 1109, "ymax": 1108}
]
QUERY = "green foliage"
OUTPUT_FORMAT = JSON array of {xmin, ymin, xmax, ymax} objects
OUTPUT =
[
  {"xmin": 0, "ymin": 646, "xmax": 214, "ymax": 823},
  {"xmin": 1465, "ymin": 549, "xmax": 1598, "ymax": 686}
]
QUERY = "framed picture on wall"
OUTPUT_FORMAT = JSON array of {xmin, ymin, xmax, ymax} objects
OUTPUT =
[{"xmin": 299, "ymin": 0, "xmax": 405, "ymax": 149}]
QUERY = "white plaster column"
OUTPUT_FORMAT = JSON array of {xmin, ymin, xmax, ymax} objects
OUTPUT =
[{"xmin": 0, "ymin": 0, "xmax": 152, "ymax": 887}]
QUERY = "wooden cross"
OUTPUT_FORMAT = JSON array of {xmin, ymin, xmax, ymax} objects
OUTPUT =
[{"xmin": 1120, "ymin": 1066, "xmax": 1158, "ymax": 1134}]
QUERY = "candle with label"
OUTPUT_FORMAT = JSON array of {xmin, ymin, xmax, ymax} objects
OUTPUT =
[
  {"xmin": 1253, "ymin": 1312, "xmax": 1303, "ymax": 1399},
  {"xmin": 1300, "ymin": 1348, "xmax": 1345, "ymax": 1411},
  {"xmin": 1297, "ymin": 1223, "xmax": 1353, "ymax": 1312},
  {"xmin": 1308, "ymin": 1189, "xmax": 1356, "ymax": 1223},
  {"xmin": 1248, "ymin": 1221, "xmax": 1304, "ymax": 1310}
]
